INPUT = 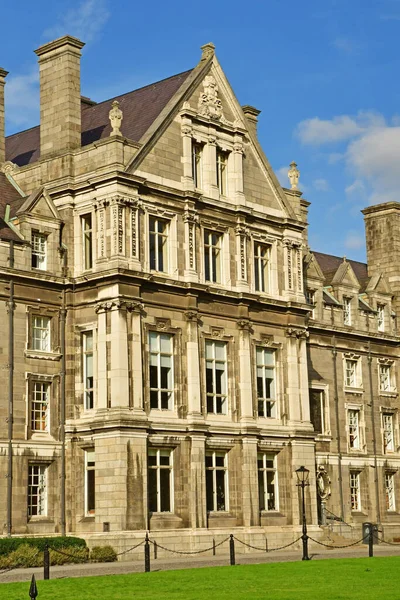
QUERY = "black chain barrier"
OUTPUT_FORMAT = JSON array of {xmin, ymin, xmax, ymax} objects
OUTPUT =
[
  {"xmin": 307, "ymin": 535, "xmax": 368, "ymax": 549},
  {"xmin": 148, "ymin": 535, "xmax": 230, "ymax": 555},
  {"xmin": 233, "ymin": 535, "xmax": 302, "ymax": 553},
  {"xmin": 376, "ymin": 536, "xmax": 400, "ymax": 546},
  {"xmin": 116, "ymin": 540, "xmax": 145, "ymax": 556}
]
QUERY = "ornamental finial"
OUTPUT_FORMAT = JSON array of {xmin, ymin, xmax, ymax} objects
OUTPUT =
[
  {"xmin": 109, "ymin": 100, "xmax": 123, "ymax": 136},
  {"xmin": 288, "ymin": 161, "xmax": 300, "ymax": 190}
]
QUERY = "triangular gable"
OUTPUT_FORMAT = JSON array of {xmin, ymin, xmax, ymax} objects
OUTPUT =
[
  {"xmin": 16, "ymin": 187, "xmax": 61, "ymax": 221},
  {"xmin": 331, "ymin": 259, "xmax": 360, "ymax": 289},
  {"xmin": 304, "ymin": 252, "xmax": 325, "ymax": 282},
  {"xmin": 126, "ymin": 45, "xmax": 296, "ymax": 220},
  {"xmin": 365, "ymin": 273, "xmax": 391, "ymax": 295}
]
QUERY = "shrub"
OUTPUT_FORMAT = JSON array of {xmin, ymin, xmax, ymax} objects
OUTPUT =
[
  {"xmin": 49, "ymin": 546, "xmax": 89, "ymax": 566},
  {"xmin": 0, "ymin": 544, "xmax": 43, "ymax": 568},
  {"xmin": 0, "ymin": 536, "xmax": 86, "ymax": 557},
  {"xmin": 90, "ymin": 545, "xmax": 118, "ymax": 563}
]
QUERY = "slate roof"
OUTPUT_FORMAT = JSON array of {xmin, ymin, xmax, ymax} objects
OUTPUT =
[
  {"xmin": 5, "ymin": 70, "xmax": 193, "ymax": 167},
  {"xmin": 0, "ymin": 173, "xmax": 25, "ymax": 242},
  {"xmin": 313, "ymin": 251, "xmax": 369, "ymax": 288}
]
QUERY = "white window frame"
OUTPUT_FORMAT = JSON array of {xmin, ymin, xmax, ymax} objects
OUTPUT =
[
  {"xmin": 192, "ymin": 141, "xmax": 203, "ymax": 189},
  {"xmin": 149, "ymin": 216, "xmax": 169, "ymax": 273},
  {"xmin": 148, "ymin": 448, "xmax": 174, "ymax": 513},
  {"xmin": 306, "ymin": 289, "xmax": 316, "ymax": 319},
  {"xmin": 204, "ymin": 229, "xmax": 222, "ymax": 284},
  {"xmin": 385, "ymin": 472, "xmax": 396, "ymax": 512},
  {"xmin": 309, "ymin": 386, "xmax": 329, "ymax": 435},
  {"xmin": 206, "ymin": 451, "xmax": 229, "ymax": 512},
  {"xmin": 254, "ymin": 243, "xmax": 270, "ymax": 293},
  {"xmin": 149, "ymin": 331, "xmax": 174, "ymax": 410},
  {"xmin": 350, "ymin": 471, "xmax": 361, "ymax": 511},
  {"xmin": 205, "ymin": 340, "xmax": 228, "ymax": 415},
  {"xmin": 28, "ymin": 464, "xmax": 47, "ymax": 517},
  {"xmin": 32, "ymin": 316, "xmax": 51, "ymax": 352},
  {"xmin": 81, "ymin": 213, "xmax": 93, "ymax": 271},
  {"xmin": 82, "ymin": 331, "xmax": 94, "ymax": 410},
  {"xmin": 31, "ymin": 232, "xmax": 47, "ymax": 271},
  {"xmin": 343, "ymin": 297, "xmax": 352, "ymax": 326},
  {"xmin": 31, "ymin": 381, "xmax": 50, "ymax": 433},
  {"xmin": 257, "ymin": 453, "xmax": 278, "ymax": 512},
  {"xmin": 348, "ymin": 408, "xmax": 362, "ymax": 450},
  {"xmin": 344, "ymin": 356, "xmax": 362, "ymax": 389},
  {"xmin": 216, "ymin": 149, "xmax": 228, "ymax": 195},
  {"xmin": 383, "ymin": 412, "xmax": 395, "ymax": 453},
  {"xmin": 377, "ymin": 304, "xmax": 385, "ymax": 332},
  {"xmin": 379, "ymin": 363, "xmax": 392, "ymax": 393},
  {"xmin": 256, "ymin": 347, "xmax": 276, "ymax": 418},
  {"xmin": 85, "ymin": 449, "xmax": 95, "ymax": 516}
]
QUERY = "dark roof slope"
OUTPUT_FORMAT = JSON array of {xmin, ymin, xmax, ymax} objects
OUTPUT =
[
  {"xmin": 0, "ymin": 172, "xmax": 25, "ymax": 242},
  {"xmin": 313, "ymin": 251, "xmax": 368, "ymax": 287},
  {"xmin": 5, "ymin": 70, "xmax": 193, "ymax": 167}
]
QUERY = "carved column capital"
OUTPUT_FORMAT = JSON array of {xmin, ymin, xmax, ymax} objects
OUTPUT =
[{"xmin": 286, "ymin": 327, "xmax": 309, "ymax": 340}]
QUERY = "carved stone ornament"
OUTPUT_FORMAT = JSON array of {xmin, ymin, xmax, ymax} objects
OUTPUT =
[
  {"xmin": 237, "ymin": 319, "xmax": 252, "ymax": 332},
  {"xmin": 198, "ymin": 75, "xmax": 223, "ymax": 120},
  {"xmin": 286, "ymin": 327, "xmax": 309, "ymax": 340},
  {"xmin": 288, "ymin": 161, "xmax": 300, "ymax": 190},
  {"xmin": 109, "ymin": 100, "xmax": 123, "ymax": 136},
  {"xmin": 1, "ymin": 161, "xmax": 18, "ymax": 175},
  {"xmin": 317, "ymin": 467, "xmax": 331, "ymax": 500},
  {"xmin": 95, "ymin": 299, "xmax": 144, "ymax": 313}
]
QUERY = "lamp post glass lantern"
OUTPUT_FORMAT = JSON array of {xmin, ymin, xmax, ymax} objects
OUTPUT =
[{"xmin": 296, "ymin": 466, "xmax": 310, "ymax": 561}]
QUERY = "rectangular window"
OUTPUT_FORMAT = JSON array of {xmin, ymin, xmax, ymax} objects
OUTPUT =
[
  {"xmin": 31, "ymin": 382, "xmax": 49, "ymax": 433},
  {"xmin": 383, "ymin": 413, "xmax": 395, "ymax": 452},
  {"xmin": 309, "ymin": 389, "xmax": 327, "ymax": 435},
  {"xmin": 377, "ymin": 304, "xmax": 385, "ymax": 332},
  {"xmin": 350, "ymin": 472, "xmax": 361, "ymax": 511},
  {"xmin": 192, "ymin": 142, "xmax": 202, "ymax": 188},
  {"xmin": 216, "ymin": 150, "xmax": 228, "ymax": 195},
  {"xmin": 306, "ymin": 289, "xmax": 315, "ymax": 318},
  {"xmin": 148, "ymin": 449, "xmax": 173, "ymax": 513},
  {"xmin": 204, "ymin": 230, "xmax": 222, "ymax": 283},
  {"xmin": 28, "ymin": 465, "xmax": 47, "ymax": 517},
  {"xmin": 31, "ymin": 232, "xmax": 47, "ymax": 270},
  {"xmin": 256, "ymin": 347, "xmax": 276, "ymax": 418},
  {"xmin": 83, "ymin": 331, "xmax": 94, "ymax": 410},
  {"xmin": 254, "ymin": 243, "xmax": 270, "ymax": 293},
  {"xmin": 149, "ymin": 216, "xmax": 168, "ymax": 272},
  {"xmin": 206, "ymin": 340, "xmax": 227, "ymax": 414},
  {"xmin": 343, "ymin": 297, "xmax": 352, "ymax": 325},
  {"xmin": 385, "ymin": 472, "xmax": 396, "ymax": 511},
  {"xmin": 149, "ymin": 331, "xmax": 174, "ymax": 410},
  {"xmin": 348, "ymin": 409, "xmax": 361, "ymax": 450},
  {"xmin": 81, "ymin": 214, "xmax": 93, "ymax": 270},
  {"xmin": 379, "ymin": 364, "xmax": 392, "ymax": 392},
  {"xmin": 32, "ymin": 316, "xmax": 51, "ymax": 352},
  {"xmin": 206, "ymin": 451, "xmax": 228, "ymax": 511},
  {"xmin": 345, "ymin": 358, "xmax": 360, "ymax": 388},
  {"xmin": 257, "ymin": 453, "xmax": 278, "ymax": 511},
  {"xmin": 85, "ymin": 450, "xmax": 95, "ymax": 516}
]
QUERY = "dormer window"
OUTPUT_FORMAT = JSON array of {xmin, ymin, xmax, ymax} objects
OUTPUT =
[
  {"xmin": 377, "ymin": 304, "xmax": 385, "ymax": 332},
  {"xmin": 343, "ymin": 297, "xmax": 352, "ymax": 326},
  {"xmin": 32, "ymin": 232, "xmax": 47, "ymax": 270},
  {"xmin": 192, "ymin": 142, "xmax": 203, "ymax": 188},
  {"xmin": 216, "ymin": 149, "xmax": 228, "ymax": 195}
]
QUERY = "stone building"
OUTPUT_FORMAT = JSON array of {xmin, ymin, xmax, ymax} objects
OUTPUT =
[{"xmin": 0, "ymin": 35, "xmax": 399, "ymax": 551}]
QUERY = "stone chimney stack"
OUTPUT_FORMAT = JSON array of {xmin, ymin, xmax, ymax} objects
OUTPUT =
[
  {"xmin": 242, "ymin": 105, "xmax": 261, "ymax": 137},
  {"xmin": 34, "ymin": 36, "xmax": 85, "ymax": 157},
  {"xmin": 0, "ymin": 68, "xmax": 8, "ymax": 164}
]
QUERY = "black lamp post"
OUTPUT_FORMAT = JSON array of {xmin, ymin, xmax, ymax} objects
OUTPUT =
[{"xmin": 296, "ymin": 466, "xmax": 310, "ymax": 561}]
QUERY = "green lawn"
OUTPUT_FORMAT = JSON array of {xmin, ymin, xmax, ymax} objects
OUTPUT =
[{"xmin": 1, "ymin": 557, "xmax": 399, "ymax": 599}]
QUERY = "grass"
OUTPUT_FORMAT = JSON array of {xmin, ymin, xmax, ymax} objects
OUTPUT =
[{"xmin": 1, "ymin": 557, "xmax": 400, "ymax": 599}]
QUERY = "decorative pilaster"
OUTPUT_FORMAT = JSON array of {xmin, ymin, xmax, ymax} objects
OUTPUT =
[
  {"xmin": 204, "ymin": 132, "xmax": 218, "ymax": 198},
  {"xmin": 110, "ymin": 197, "xmax": 125, "ymax": 257},
  {"xmin": 129, "ymin": 302, "xmax": 145, "ymax": 412},
  {"xmin": 130, "ymin": 200, "xmax": 142, "ymax": 267},
  {"xmin": 233, "ymin": 137, "xmax": 245, "ymax": 204},
  {"xmin": 94, "ymin": 303, "xmax": 108, "ymax": 409},
  {"xmin": 241, "ymin": 438, "xmax": 259, "ymax": 526},
  {"xmin": 95, "ymin": 200, "xmax": 108, "ymax": 261},
  {"xmin": 285, "ymin": 327, "xmax": 310, "ymax": 426},
  {"xmin": 237, "ymin": 319, "xmax": 253, "ymax": 421},
  {"xmin": 184, "ymin": 207, "xmax": 199, "ymax": 281},
  {"xmin": 189, "ymin": 435, "xmax": 207, "ymax": 528},
  {"xmin": 283, "ymin": 239, "xmax": 303, "ymax": 296},
  {"xmin": 181, "ymin": 120, "xmax": 194, "ymax": 189},
  {"xmin": 235, "ymin": 225, "xmax": 249, "ymax": 289},
  {"xmin": 185, "ymin": 310, "xmax": 202, "ymax": 417}
]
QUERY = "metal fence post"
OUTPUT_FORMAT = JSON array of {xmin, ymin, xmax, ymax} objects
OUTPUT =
[
  {"xmin": 212, "ymin": 538, "xmax": 216, "ymax": 556},
  {"xmin": 144, "ymin": 532, "xmax": 151, "ymax": 572},
  {"xmin": 29, "ymin": 574, "xmax": 38, "ymax": 599},
  {"xmin": 229, "ymin": 534, "xmax": 235, "ymax": 566},
  {"xmin": 153, "ymin": 540, "xmax": 157, "ymax": 560},
  {"xmin": 369, "ymin": 525, "xmax": 374, "ymax": 558},
  {"xmin": 43, "ymin": 543, "xmax": 50, "ymax": 580}
]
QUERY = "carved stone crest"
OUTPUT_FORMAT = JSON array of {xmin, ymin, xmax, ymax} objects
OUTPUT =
[{"xmin": 198, "ymin": 75, "xmax": 223, "ymax": 120}]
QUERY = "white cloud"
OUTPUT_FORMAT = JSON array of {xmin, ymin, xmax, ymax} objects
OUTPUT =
[
  {"xmin": 328, "ymin": 152, "xmax": 345, "ymax": 164},
  {"xmin": 313, "ymin": 178, "xmax": 329, "ymax": 191},
  {"xmin": 43, "ymin": 0, "xmax": 110, "ymax": 44},
  {"xmin": 333, "ymin": 37, "xmax": 360, "ymax": 54},
  {"xmin": 344, "ymin": 230, "xmax": 365, "ymax": 250},
  {"xmin": 296, "ymin": 111, "xmax": 385, "ymax": 146},
  {"xmin": 5, "ymin": 68, "xmax": 39, "ymax": 129},
  {"xmin": 345, "ymin": 179, "xmax": 366, "ymax": 197}
]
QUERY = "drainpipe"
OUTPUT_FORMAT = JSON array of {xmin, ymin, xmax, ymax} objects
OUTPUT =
[
  {"xmin": 332, "ymin": 335, "xmax": 344, "ymax": 521},
  {"xmin": 7, "ymin": 241, "xmax": 15, "ymax": 537},
  {"xmin": 368, "ymin": 342, "xmax": 380, "ymax": 525}
]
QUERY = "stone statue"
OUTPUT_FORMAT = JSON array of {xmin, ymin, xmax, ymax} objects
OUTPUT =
[
  {"xmin": 198, "ymin": 75, "xmax": 223, "ymax": 120},
  {"xmin": 109, "ymin": 100, "xmax": 123, "ymax": 136},
  {"xmin": 288, "ymin": 161, "xmax": 300, "ymax": 190}
]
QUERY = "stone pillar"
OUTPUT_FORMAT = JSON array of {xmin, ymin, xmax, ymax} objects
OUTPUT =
[
  {"xmin": 181, "ymin": 121, "xmax": 194, "ymax": 189},
  {"xmin": 0, "ymin": 68, "xmax": 8, "ymax": 164},
  {"xmin": 241, "ymin": 438, "xmax": 259, "ymax": 526},
  {"xmin": 232, "ymin": 137, "xmax": 245, "ymax": 205},
  {"xmin": 130, "ymin": 304, "xmax": 145, "ymax": 412},
  {"xmin": 110, "ymin": 198, "xmax": 125, "ymax": 257},
  {"xmin": 298, "ymin": 334, "xmax": 310, "ymax": 422},
  {"xmin": 185, "ymin": 311, "xmax": 202, "ymax": 417},
  {"xmin": 95, "ymin": 434, "xmax": 129, "ymax": 531},
  {"xmin": 235, "ymin": 225, "xmax": 249, "ymax": 291},
  {"xmin": 183, "ymin": 207, "xmax": 198, "ymax": 282},
  {"xmin": 126, "ymin": 433, "xmax": 148, "ymax": 530},
  {"xmin": 96, "ymin": 200, "xmax": 108, "ymax": 262},
  {"xmin": 95, "ymin": 306, "xmax": 108, "ymax": 409},
  {"xmin": 285, "ymin": 328, "xmax": 301, "ymax": 423},
  {"xmin": 204, "ymin": 132, "xmax": 218, "ymax": 199},
  {"xmin": 35, "ymin": 36, "xmax": 85, "ymax": 156},
  {"xmin": 189, "ymin": 435, "xmax": 206, "ymax": 528},
  {"xmin": 237, "ymin": 320, "xmax": 253, "ymax": 421},
  {"xmin": 110, "ymin": 302, "xmax": 129, "ymax": 407},
  {"xmin": 290, "ymin": 441, "xmax": 318, "ymax": 526},
  {"xmin": 242, "ymin": 105, "xmax": 261, "ymax": 138}
]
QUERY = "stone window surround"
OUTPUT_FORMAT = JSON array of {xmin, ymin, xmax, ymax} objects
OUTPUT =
[
  {"xmin": 31, "ymin": 229, "xmax": 50, "ymax": 271},
  {"xmin": 25, "ymin": 372, "xmax": 56, "ymax": 440},
  {"xmin": 252, "ymin": 337, "xmax": 282, "ymax": 422},
  {"xmin": 343, "ymin": 353, "xmax": 363, "ymax": 392},
  {"xmin": 27, "ymin": 461, "xmax": 52, "ymax": 521},
  {"xmin": 205, "ymin": 449, "xmax": 229, "ymax": 513},
  {"xmin": 251, "ymin": 233, "xmax": 279, "ymax": 296},
  {"xmin": 24, "ymin": 306, "xmax": 61, "ymax": 360},
  {"xmin": 345, "ymin": 402, "xmax": 366, "ymax": 453},
  {"xmin": 309, "ymin": 382, "xmax": 331, "ymax": 438},
  {"xmin": 74, "ymin": 323, "xmax": 97, "ymax": 413},
  {"xmin": 142, "ymin": 205, "xmax": 178, "ymax": 276},
  {"xmin": 143, "ymin": 320, "xmax": 182, "ymax": 417},
  {"xmin": 257, "ymin": 451, "xmax": 279, "ymax": 513},
  {"xmin": 385, "ymin": 470, "xmax": 397, "ymax": 512},
  {"xmin": 200, "ymin": 221, "xmax": 230, "ymax": 287},
  {"xmin": 84, "ymin": 448, "xmax": 95, "ymax": 517},
  {"xmin": 378, "ymin": 358, "xmax": 397, "ymax": 396},
  {"xmin": 380, "ymin": 407, "xmax": 398, "ymax": 454},
  {"xmin": 349, "ymin": 470, "xmax": 362, "ymax": 512},
  {"xmin": 74, "ymin": 206, "xmax": 96, "ymax": 275},
  {"xmin": 148, "ymin": 447, "xmax": 175, "ymax": 514},
  {"xmin": 200, "ymin": 329, "xmax": 234, "ymax": 420}
]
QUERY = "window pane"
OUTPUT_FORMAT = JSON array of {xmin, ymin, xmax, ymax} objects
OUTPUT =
[
  {"xmin": 216, "ymin": 470, "xmax": 226, "ymax": 511},
  {"xmin": 159, "ymin": 470, "xmax": 171, "ymax": 511},
  {"xmin": 148, "ymin": 469, "xmax": 157, "ymax": 512},
  {"xmin": 206, "ymin": 469, "xmax": 214, "ymax": 511}
]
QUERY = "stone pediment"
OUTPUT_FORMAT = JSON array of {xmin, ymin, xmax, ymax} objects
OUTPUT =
[
  {"xmin": 16, "ymin": 187, "xmax": 61, "ymax": 221},
  {"xmin": 366, "ymin": 272, "xmax": 391, "ymax": 295},
  {"xmin": 305, "ymin": 252, "xmax": 325, "ymax": 282},
  {"xmin": 331, "ymin": 259, "xmax": 360, "ymax": 289}
]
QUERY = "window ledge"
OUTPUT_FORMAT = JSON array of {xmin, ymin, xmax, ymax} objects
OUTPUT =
[
  {"xmin": 28, "ymin": 517, "xmax": 54, "ymax": 523},
  {"xmin": 380, "ymin": 391, "xmax": 398, "ymax": 398},
  {"xmin": 344, "ymin": 387, "xmax": 363, "ymax": 395},
  {"xmin": 315, "ymin": 434, "xmax": 332, "ymax": 441},
  {"xmin": 79, "ymin": 516, "xmax": 95, "ymax": 522},
  {"xmin": 31, "ymin": 432, "xmax": 53, "ymax": 440},
  {"xmin": 260, "ymin": 511, "xmax": 283, "ymax": 517},
  {"xmin": 25, "ymin": 350, "xmax": 61, "ymax": 361}
]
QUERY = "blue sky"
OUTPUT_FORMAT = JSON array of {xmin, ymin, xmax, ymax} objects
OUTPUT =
[{"xmin": 2, "ymin": 0, "xmax": 400, "ymax": 262}]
